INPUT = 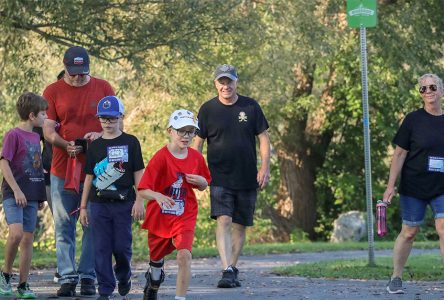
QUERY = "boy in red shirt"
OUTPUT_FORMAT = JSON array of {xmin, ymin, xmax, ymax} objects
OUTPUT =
[{"xmin": 138, "ymin": 109, "xmax": 211, "ymax": 300}]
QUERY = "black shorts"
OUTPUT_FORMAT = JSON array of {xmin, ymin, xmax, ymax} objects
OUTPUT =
[{"xmin": 210, "ymin": 186, "xmax": 257, "ymax": 226}]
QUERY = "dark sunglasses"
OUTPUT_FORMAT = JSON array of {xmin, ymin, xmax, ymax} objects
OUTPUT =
[{"xmin": 419, "ymin": 84, "xmax": 438, "ymax": 94}]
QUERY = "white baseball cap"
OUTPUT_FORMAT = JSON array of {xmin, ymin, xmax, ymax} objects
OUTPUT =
[{"xmin": 168, "ymin": 109, "xmax": 199, "ymax": 130}]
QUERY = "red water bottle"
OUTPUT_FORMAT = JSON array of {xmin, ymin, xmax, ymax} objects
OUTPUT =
[{"xmin": 376, "ymin": 200, "xmax": 388, "ymax": 237}]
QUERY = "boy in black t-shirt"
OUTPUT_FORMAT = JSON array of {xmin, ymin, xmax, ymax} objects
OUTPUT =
[{"xmin": 79, "ymin": 96, "xmax": 145, "ymax": 300}]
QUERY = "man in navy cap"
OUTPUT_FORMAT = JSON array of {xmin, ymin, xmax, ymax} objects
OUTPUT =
[
  {"xmin": 43, "ymin": 46, "xmax": 115, "ymax": 297},
  {"xmin": 194, "ymin": 64, "xmax": 271, "ymax": 289}
]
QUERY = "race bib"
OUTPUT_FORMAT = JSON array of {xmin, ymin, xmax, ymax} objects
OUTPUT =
[
  {"xmin": 161, "ymin": 199, "xmax": 185, "ymax": 216},
  {"xmin": 428, "ymin": 156, "xmax": 444, "ymax": 173}
]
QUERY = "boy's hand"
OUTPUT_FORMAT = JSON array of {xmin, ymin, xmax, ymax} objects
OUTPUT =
[
  {"xmin": 79, "ymin": 209, "xmax": 89, "ymax": 227},
  {"xmin": 154, "ymin": 192, "xmax": 175, "ymax": 209},
  {"xmin": 38, "ymin": 202, "xmax": 45, "ymax": 210},
  {"xmin": 14, "ymin": 189, "xmax": 27, "ymax": 207},
  {"xmin": 185, "ymin": 174, "xmax": 207, "ymax": 190},
  {"xmin": 132, "ymin": 199, "xmax": 145, "ymax": 221}
]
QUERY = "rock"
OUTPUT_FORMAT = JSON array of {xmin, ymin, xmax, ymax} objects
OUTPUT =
[{"xmin": 330, "ymin": 211, "xmax": 367, "ymax": 242}]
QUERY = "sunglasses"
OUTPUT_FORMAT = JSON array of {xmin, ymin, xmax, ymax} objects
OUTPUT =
[{"xmin": 419, "ymin": 84, "xmax": 438, "ymax": 94}]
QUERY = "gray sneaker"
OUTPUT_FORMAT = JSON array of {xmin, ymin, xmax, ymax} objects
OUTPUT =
[
  {"xmin": 0, "ymin": 272, "xmax": 12, "ymax": 296},
  {"xmin": 386, "ymin": 277, "xmax": 404, "ymax": 294}
]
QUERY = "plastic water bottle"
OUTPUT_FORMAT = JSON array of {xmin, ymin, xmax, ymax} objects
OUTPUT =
[{"xmin": 376, "ymin": 200, "xmax": 388, "ymax": 237}]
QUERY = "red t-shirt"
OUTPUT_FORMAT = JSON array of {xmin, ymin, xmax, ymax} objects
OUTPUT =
[
  {"xmin": 43, "ymin": 77, "xmax": 114, "ymax": 179},
  {"xmin": 139, "ymin": 146, "xmax": 211, "ymax": 238}
]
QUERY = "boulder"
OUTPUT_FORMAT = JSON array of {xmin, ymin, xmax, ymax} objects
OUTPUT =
[{"xmin": 330, "ymin": 210, "xmax": 367, "ymax": 243}]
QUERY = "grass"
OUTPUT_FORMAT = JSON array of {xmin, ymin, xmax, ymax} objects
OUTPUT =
[{"xmin": 274, "ymin": 254, "xmax": 443, "ymax": 281}]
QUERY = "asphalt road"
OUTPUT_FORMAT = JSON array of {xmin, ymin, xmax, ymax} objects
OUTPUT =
[{"xmin": 1, "ymin": 249, "xmax": 443, "ymax": 300}]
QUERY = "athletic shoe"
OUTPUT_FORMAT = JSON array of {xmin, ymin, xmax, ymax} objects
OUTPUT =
[
  {"xmin": 0, "ymin": 271, "xmax": 12, "ymax": 296},
  {"xmin": 80, "ymin": 278, "xmax": 96, "ymax": 296},
  {"xmin": 232, "ymin": 266, "xmax": 241, "ymax": 287},
  {"xmin": 143, "ymin": 270, "xmax": 165, "ymax": 300},
  {"xmin": 118, "ymin": 279, "xmax": 132, "ymax": 296},
  {"xmin": 53, "ymin": 272, "xmax": 61, "ymax": 283},
  {"xmin": 217, "ymin": 268, "xmax": 236, "ymax": 288},
  {"xmin": 96, "ymin": 295, "xmax": 110, "ymax": 300},
  {"xmin": 16, "ymin": 282, "xmax": 36, "ymax": 299},
  {"xmin": 386, "ymin": 277, "xmax": 404, "ymax": 294},
  {"xmin": 57, "ymin": 282, "xmax": 76, "ymax": 297}
]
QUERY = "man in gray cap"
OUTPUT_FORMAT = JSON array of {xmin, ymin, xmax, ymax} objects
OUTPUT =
[
  {"xmin": 43, "ymin": 46, "xmax": 115, "ymax": 297},
  {"xmin": 194, "ymin": 64, "xmax": 271, "ymax": 288}
]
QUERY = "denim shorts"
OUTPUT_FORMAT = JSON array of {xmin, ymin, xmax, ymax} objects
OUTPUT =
[
  {"xmin": 400, "ymin": 194, "xmax": 444, "ymax": 226},
  {"xmin": 2, "ymin": 198, "xmax": 38, "ymax": 232},
  {"xmin": 210, "ymin": 186, "xmax": 257, "ymax": 226}
]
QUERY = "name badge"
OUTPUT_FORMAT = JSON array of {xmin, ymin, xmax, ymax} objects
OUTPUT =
[
  {"xmin": 107, "ymin": 145, "xmax": 128, "ymax": 163},
  {"xmin": 161, "ymin": 200, "xmax": 185, "ymax": 216},
  {"xmin": 428, "ymin": 156, "xmax": 444, "ymax": 172}
]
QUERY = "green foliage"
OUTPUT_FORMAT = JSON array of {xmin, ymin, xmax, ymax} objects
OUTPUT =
[{"xmin": 275, "ymin": 254, "xmax": 443, "ymax": 281}]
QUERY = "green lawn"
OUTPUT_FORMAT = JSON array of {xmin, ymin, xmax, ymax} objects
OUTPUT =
[{"xmin": 274, "ymin": 254, "xmax": 443, "ymax": 281}]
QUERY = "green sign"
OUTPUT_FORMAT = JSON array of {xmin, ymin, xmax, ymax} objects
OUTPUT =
[{"xmin": 347, "ymin": 0, "xmax": 377, "ymax": 28}]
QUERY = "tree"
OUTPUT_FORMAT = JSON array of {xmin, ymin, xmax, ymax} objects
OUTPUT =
[{"xmin": 242, "ymin": 0, "xmax": 444, "ymax": 239}]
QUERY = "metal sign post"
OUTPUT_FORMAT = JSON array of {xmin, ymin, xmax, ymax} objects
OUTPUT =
[{"xmin": 347, "ymin": 0, "xmax": 377, "ymax": 266}]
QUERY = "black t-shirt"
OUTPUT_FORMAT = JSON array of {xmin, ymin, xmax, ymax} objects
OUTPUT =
[
  {"xmin": 393, "ymin": 108, "xmax": 444, "ymax": 200},
  {"xmin": 85, "ymin": 132, "xmax": 145, "ymax": 202},
  {"xmin": 197, "ymin": 95, "xmax": 269, "ymax": 189}
]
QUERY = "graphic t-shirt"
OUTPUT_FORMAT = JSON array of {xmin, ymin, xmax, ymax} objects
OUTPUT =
[
  {"xmin": 197, "ymin": 95, "xmax": 269, "ymax": 189},
  {"xmin": 84, "ymin": 133, "xmax": 144, "ymax": 202},
  {"xmin": 393, "ymin": 108, "xmax": 444, "ymax": 200},
  {"xmin": 43, "ymin": 77, "xmax": 115, "ymax": 179},
  {"xmin": 1, "ymin": 128, "xmax": 46, "ymax": 202},
  {"xmin": 139, "ymin": 146, "xmax": 211, "ymax": 238}
]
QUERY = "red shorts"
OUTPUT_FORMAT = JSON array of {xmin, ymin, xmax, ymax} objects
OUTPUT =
[{"xmin": 148, "ymin": 231, "xmax": 194, "ymax": 261}]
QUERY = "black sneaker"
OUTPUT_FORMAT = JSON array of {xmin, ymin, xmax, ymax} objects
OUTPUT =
[
  {"xmin": 57, "ymin": 283, "xmax": 76, "ymax": 297},
  {"xmin": 231, "ymin": 266, "xmax": 241, "ymax": 287},
  {"xmin": 96, "ymin": 295, "xmax": 110, "ymax": 300},
  {"xmin": 80, "ymin": 278, "xmax": 96, "ymax": 296},
  {"xmin": 217, "ymin": 269, "xmax": 236, "ymax": 288},
  {"xmin": 143, "ymin": 270, "xmax": 165, "ymax": 300},
  {"xmin": 118, "ymin": 279, "xmax": 132, "ymax": 296},
  {"xmin": 386, "ymin": 277, "xmax": 404, "ymax": 294}
]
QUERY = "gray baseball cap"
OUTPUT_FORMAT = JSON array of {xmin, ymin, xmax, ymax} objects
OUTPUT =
[{"xmin": 213, "ymin": 64, "xmax": 238, "ymax": 81}]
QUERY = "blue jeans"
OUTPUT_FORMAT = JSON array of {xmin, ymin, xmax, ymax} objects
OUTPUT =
[
  {"xmin": 400, "ymin": 194, "xmax": 444, "ymax": 226},
  {"xmin": 51, "ymin": 175, "xmax": 95, "ymax": 284}
]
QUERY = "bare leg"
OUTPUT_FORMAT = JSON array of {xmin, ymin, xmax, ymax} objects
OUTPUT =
[
  {"xmin": 216, "ymin": 215, "xmax": 232, "ymax": 269},
  {"xmin": 230, "ymin": 223, "xmax": 246, "ymax": 267},
  {"xmin": 18, "ymin": 232, "xmax": 34, "ymax": 283},
  {"xmin": 3, "ymin": 224, "xmax": 23, "ymax": 274},
  {"xmin": 435, "ymin": 218, "xmax": 444, "ymax": 260},
  {"xmin": 392, "ymin": 224, "xmax": 419, "ymax": 278},
  {"xmin": 175, "ymin": 249, "xmax": 191, "ymax": 297}
]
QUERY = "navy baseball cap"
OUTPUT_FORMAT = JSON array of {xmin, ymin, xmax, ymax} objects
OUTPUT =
[
  {"xmin": 213, "ymin": 64, "xmax": 238, "ymax": 81},
  {"xmin": 63, "ymin": 46, "xmax": 90, "ymax": 75},
  {"xmin": 96, "ymin": 96, "xmax": 124, "ymax": 117}
]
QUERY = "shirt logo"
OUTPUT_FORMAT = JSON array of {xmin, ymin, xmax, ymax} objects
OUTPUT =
[
  {"xmin": 73, "ymin": 57, "xmax": 84, "ymax": 65},
  {"xmin": 238, "ymin": 111, "xmax": 248, "ymax": 122}
]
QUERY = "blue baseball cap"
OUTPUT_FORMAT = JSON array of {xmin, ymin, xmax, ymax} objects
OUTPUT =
[{"xmin": 96, "ymin": 96, "xmax": 124, "ymax": 117}]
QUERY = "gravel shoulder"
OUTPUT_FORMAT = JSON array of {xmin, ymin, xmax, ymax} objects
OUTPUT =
[{"xmin": 1, "ymin": 249, "xmax": 442, "ymax": 300}]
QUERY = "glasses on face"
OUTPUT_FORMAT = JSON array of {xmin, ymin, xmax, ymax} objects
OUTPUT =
[
  {"xmin": 419, "ymin": 84, "xmax": 438, "ymax": 94},
  {"xmin": 174, "ymin": 128, "xmax": 197, "ymax": 137},
  {"xmin": 98, "ymin": 117, "xmax": 119, "ymax": 124}
]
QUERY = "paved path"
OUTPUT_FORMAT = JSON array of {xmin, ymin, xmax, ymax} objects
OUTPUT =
[{"xmin": 1, "ymin": 249, "xmax": 443, "ymax": 300}]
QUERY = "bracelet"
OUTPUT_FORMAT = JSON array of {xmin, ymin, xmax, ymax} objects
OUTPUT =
[{"xmin": 80, "ymin": 206, "xmax": 87, "ymax": 210}]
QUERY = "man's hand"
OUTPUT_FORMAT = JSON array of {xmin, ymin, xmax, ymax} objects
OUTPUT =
[
  {"xmin": 66, "ymin": 141, "xmax": 83, "ymax": 156},
  {"xmin": 84, "ymin": 131, "xmax": 103, "ymax": 141},
  {"xmin": 257, "ymin": 166, "xmax": 270, "ymax": 189}
]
